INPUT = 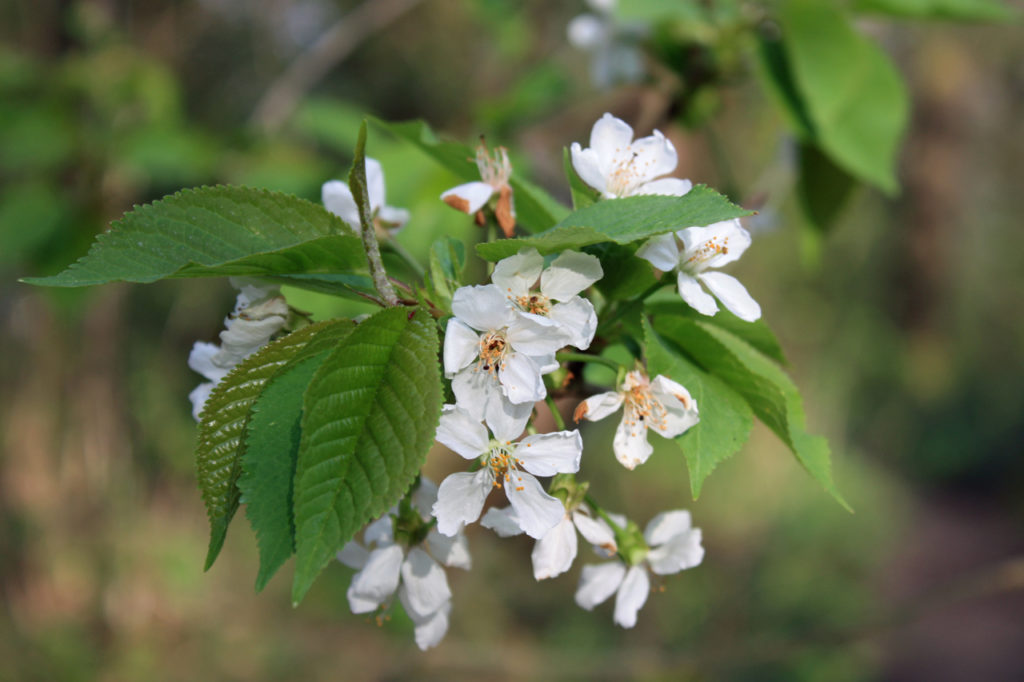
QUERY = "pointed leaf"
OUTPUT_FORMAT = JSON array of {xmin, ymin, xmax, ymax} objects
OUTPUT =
[
  {"xmin": 291, "ymin": 307, "xmax": 442, "ymax": 604},
  {"xmin": 476, "ymin": 189, "xmax": 751, "ymax": 261},
  {"xmin": 25, "ymin": 186, "xmax": 366, "ymax": 287},
  {"xmin": 644, "ymin": 319, "xmax": 753, "ymax": 498},
  {"xmin": 645, "ymin": 300, "xmax": 787, "ymax": 365}
]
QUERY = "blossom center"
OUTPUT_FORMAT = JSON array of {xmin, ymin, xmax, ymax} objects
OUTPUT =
[
  {"xmin": 475, "ymin": 144, "xmax": 512, "ymax": 190},
  {"xmin": 683, "ymin": 234, "xmax": 731, "ymax": 273},
  {"xmin": 514, "ymin": 292, "xmax": 552, "ymax": 316},
  {"xmin": 477, "ymin": 330, "xmax": 509, "ymax": 375},
  {"xmin": 485, "ymin": 442, "xmax": 526, "ymax": 492},
  {"xmin": 622, "ymin": 373, "xmax": 668, "ymax": 434},
  {"xmin": 607, "ymin": 149, "xmax": 648, "ymax": 196}
]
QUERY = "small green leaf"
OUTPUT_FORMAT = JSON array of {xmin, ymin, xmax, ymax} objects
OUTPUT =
[
  {"xmin": 778, "ymin": 0, "xmax": 910, "ymax": 195},
  {"xmin": 644, "ymin": 319, "xmax": 753, "ymax": 499},
  {"xmin": 25, "ymin": 186, "xmax": 367, "ymax": 287},
  {"xmin": 477, "ymin": 189, "xmax": 751, "ymax": 261},
  {"xmin": 655, "ymin": 317, "xmax": 849, "ymax": 508},
  {"xmin": 291, "ymin": 307, "xmax": 442, "ymax": 604},
  {"xmin": 564, "ymin": 147, "xmax": 600, "ymax": 211},
  {"xmin": 854, "ymin": 0, "xmax": 1017, "ymax": 21},
  {"xmin": 796, "ymin": 142, "xmax": 859, "ymax": 234},
  {"xmin": 585, "ymin": 242, "xmax": 658, "ymax": 301},
  {"xmin": 645, "ymin": 300, "xmax": 787, "ymax": 365},
  {"xmin": 197, "ymin": 321, "xmax": 351, "ymax": 570}
]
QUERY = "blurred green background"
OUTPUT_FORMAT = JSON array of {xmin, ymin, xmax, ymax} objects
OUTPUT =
[{"xmin": 1, "ymin": 1, "xmax": 1022, "ymax": 680}]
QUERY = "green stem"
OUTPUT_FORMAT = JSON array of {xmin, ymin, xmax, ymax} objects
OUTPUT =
[
  {"xmin": 584, "ymin": 493, "xmax": 623, "ymax": 533},
  {"xmin": 545, "ymin": 394, "xmax": 566, "ymax": 431},
  {"xmin": 555, "ymin": 351, "xmax": 622, "ymax": 372}
]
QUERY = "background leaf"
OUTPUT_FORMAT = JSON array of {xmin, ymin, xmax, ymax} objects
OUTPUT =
[
  {"xmin": 854, "ymin": 0, "xmax": 1017, "ymax": 21},
  {"xmin": 644, "ymin": 319, "xmax": 754, "ymax": 499},
  {"xmin": 476, "ymin": 189, "xmax": 751, "ymax": 261},
  {"xmin": 645, "ymin": 300, "xmax": 788, "ymax": 365},
  {"xmin": 291, "ymin": 307, "xmax": 442, "ymax": 604},
  {"xmin": 796, "ymin": 142, "xmax": 859, "ymax": 234},
  {"xmin": 25, "ymin": 186, "xmax": 366, "ymax": 287}
]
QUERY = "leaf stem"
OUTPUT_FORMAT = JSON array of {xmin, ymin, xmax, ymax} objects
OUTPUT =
[{"xmin": 544, "ymin": 394, "xmax": 566, "ymax": 431}]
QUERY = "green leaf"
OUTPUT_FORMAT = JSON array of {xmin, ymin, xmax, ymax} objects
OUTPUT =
[
  {"xmin": 645, "ymin": 300, "xmax": 788, "ymax": 365},
  {"xmin": 585, "ymin": 242, "xmax": 659, "ymax": 301},
  {"xmin": 778, "ymin": 0, "xmax": 910, "ymax": 195},
  {"xmin": 197, "ymin": 321, "xmax": 351, "ymax": 570},
  {"xmin": 654, "ymin": 317, "xmax": 849, "ymax": 508},
  {"xmin": 291, "ymin": 307, "xmax": 442, "ymax": 604},
  {"xmin": 25, "ymin": 186, "xmax": 367, "ymax": 287},
  {"xmin": 563, "ymin": 147, "xmax": 600, "ymax": 211},
  {"xmin": 796, "ymin": 142, "xmax": 859, "ymax": 234},
  {"xmin": 754, "ymin": 34, "xmax": 816, "ymax": 140},
  {"xmin": 375, "ymin": 117, "xmax": 568, "ymax": 232},
  {"xmin": 854, "ymin": 0, "xmax": 1017, "ymax": 21},
  {"xmin": 424, "ymin": 236, "xmax": 466, "ymax": 309},
  {"xmin": 644, "ymin": 319, "xmax": 753, "ymax": 499},
  {"xmin": 476, "ymin": 189, "xmax": 751, "ymax": 261}
]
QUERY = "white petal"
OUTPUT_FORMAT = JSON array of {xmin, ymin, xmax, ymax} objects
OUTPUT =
[
  {"xmin": 636, "ymin": 233, "xmax": 680, "ymax": 272},
  {"xmin": 540, "ymin": 251, "xmax": 604, "ymax": 300},
  {"xmin": 451, "ymin": 284, "xmax": 514, "ymax": 332},
  {"xmin": 531, "ymin": 352, "xmax": 559, "ymax": 375},
  {"xmin": 635, "ymin": 177, "xmax": 693, "ymax": 197},
  {"xmin": 450, "ymin": 367, "xmax": 490, "ymax": 422},
  {"xmin": 643, "ymin": 510, "xmax": 693, "ymax": 546},
  {"xmin": 485, "ymin": 393, "xmax": 532, "ymax": 442},
  {"xmin": 217, "ymin": 315, "xmax": 285, "ymax": 363},
  {"xmin": 570, "ymin": 143, "xmax": 608, "ymax": 194},
  {"xmin": 590, "ymin": 113, "xmax": 635, "ymax": 171},
  {"xmin": 411, "ymin": 477, "xmax": 438, "ymax": 518},
  {"xmin": 441, "ymin": 181, "xmax": 494, "ymax": 215},
  {"xmin": 506, "ymin": 312, "xmax": 570, "ymax": 356},
  {"xmin": 337, "ymin": 541, "xmax": 369, "ymax": 569},
  {"xmin": 492, "ymin": 248, "xmax": 544, "ymax": 299},
  {"xmin": 347, "ymin": 544, "xmax": 403, "ymax": 613},
  {"xmin": 480, "ymin": 506, "xmax": 524, "ymax": 537},
  {"xmin": 405, "ymin": 598, "xmax": 450, "ymax": 651},
  {"xmin": 504, "ymin": 472, "xmax": 565, "ymax": 539},
  {"xmin": 574, "ymin": 391, "xmax": 623, "ymax": 423},
  {"xmin": 650, "ymin": 376, "xmax": 700, "ymax": 438},
  {"xmin": 515, "ymin": 430, "xmax": 583, "ymax": 477},
  {"xmin": 698, "ymin": 272, "xmax": 761, "ymax": 322},
  {"xmin": 647, "ymin": 528, "xmax": 704, "ymax": 575},
  {"xmin": 628, "ymin": 130, "xmax": 678, "ymax": 187},
  {"xmin": 678, "ymin": 219, "xmax": 751, "ymax": 270},
  {"xmin": 436, "ymin": 405, "xmax": 490, "ymax": 460},
  {"xmin": 498, "ymin": 352, "xmax": 546, "ymax": 405},
  {"xmin": 363, "ymin": 514, "xmax": 394, "ymax": 547},
  {"xmin": 567, "ymin": 13, "xmax": 605, "ymax": 48},
  {"xmin": 548, "ymin": 298, "xmax": 598, "ymax": 350},
  {"xmin": 531, "ymin": 516, "xmax": 578, "ymax": 580},
  {"xmin": 364, "ymin": 158, "xmax": 386, "ymax": 212},
  {"xmin": 376, "ymin": 204, "xmax": 410, "ymax": 229},
  {"xmin": 575, "ymin": 562, "xmax": 626, "ymax": 610},
  {"xmin": 400, "ymin": 548, "xmax": 452, "ymax": 618},
  {"xmin": 677, "ymin": 272, "xmax": 719, "ymax": 317},
  {"xmin": 443, "ymin": 318, "xmax": 481, "ymax": 378},
  {"xmin": 613, "ymin": 415, "xmax": 654, "ymax": 470},
  {"xmin": 613, "ymin": 566, "xmax": 650, "ymax": 628},
  {"xmin": 188, "ymin": 342, "xmax": 226, "ymax": 382},
  {"xmin": 426, "ymin": 528, "xmax": 472, "ymax": 570},
  {"xmin": 573, "ymin": 511, "xmax": 617, "ymax": 552},
  {"xmin": 322, "ymin": 180, "xmax": 360, "ymax": 230},
  {"xmin": 189, "ymin": 382, "xmax": 215, "ymax": 421},
  {"xmin": 432, "ymin": 470, "xmax": 492, "ymax": 536}
]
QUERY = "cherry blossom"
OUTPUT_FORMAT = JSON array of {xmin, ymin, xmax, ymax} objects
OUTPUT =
[
  {"xmin": 574, "ymin": 369, "xmax": 699, "ymax": 469},
  {"xmin": 636, "ymin": 218, "xmax": 761, "ymax": 322},
  {"xmin": 441, "ymin": 141, "xmax": 516, "ymax": 237}
]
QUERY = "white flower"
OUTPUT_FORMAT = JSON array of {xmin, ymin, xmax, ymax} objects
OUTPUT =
[
  {"xmin": 322, "ymin": 157, "xmax": 410, "ymax": 234},
  {"xmin": 574, "ymin": 369, "xmax": 698, "ymax": 469},
  {"xmin": 481, "ymin": 504, "xmax": 620, "ymax": 581},
  {"xmin": 188, "ymin": 280, "xmax": 289, "ymax": 420},
  {"xmin": 571, "ymin": 113, "xmax": 692, "ymax": 199},
  {"xmin": 567, "ymin": 0, "xmax": 646, "ymax": 89},
  {"xmin": 337, "ymin": 478, "xmax": 470, "ymax": 651},
  {"xmin": 575, "ymin": 510, "xmax": 704, "ymax": 628},
  {"xmin": 636, "ymin": 218, "xmax": 761, "ymax": 322},
  {"xmin": 492, "ymin": 248, "xmax": 603, "ymax": 350},
  {"xmin": 441, "ymin": 141, "xmax": 516, "ymax": 237},
  {"xmin": 432, "ymin": 405, "xmax": 583, "ymax": 539}
]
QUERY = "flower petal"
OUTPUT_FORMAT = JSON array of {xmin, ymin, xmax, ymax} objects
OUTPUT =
[
  {"xmin": 337, "ymin": 541, "xmax": 369, "ymax": 569},
  {"xmin": 613, "ymin": 415, "xmax": 654, "ymax": 470},
  {"xmin": 698, "ymin": 272, "xmax": 761, "ymax": 322},
  {"xmin": 573, "ymin": 510, "xmax": 617, "ymax": 553},
  {"xmin": 450, "ymin": 367, "xmax": 490, "ymax": 422},
  {"xmin": 480, "ymin": 506, "xmax": 524, "ymax": 538},
  {"xmin": 426, "ymin": 528, "xmax": 472, "ymax": 570},
  {"xmin": 485, "ymin": 392, "xmax": 532, "ymax": 442},
  {"xmin": 548, "ymin": 298, "xmax": 598, "ymax": 350},
  {"xmin": 643, "ymin": 510, "xmax": 693, "ymax": 546},
  {"xmin": 515, "ymin": 430, "xmax": 583, "ymax": 477},
  {"xmin": 451, "ymin": 284, "xmax": 514, "ymax": 332},
  {"xmin": 498, "ymin": 351, "xmax": 546, "ymax": 405},
  {"xmin": 436, "ymin": 405, "xmax": 490, "ymax": 460},
  {"xmin": 441, "ymin": 181, "xmax": 494, "ymax": 214},
  {"xmin": 504, "ymin": 471, "xmax": 565, "ymax": 539},
  {"xmin": 575, "ymin": 561, "xmax": 626, "ymax": 610},
  {"xmin": 411, "ymin": 477, "xmax": 438, "ymax": 518},
  {"xmin": 442, "ymin": 318, "xmax": 480, "ymax": 377},
  {"xmin": 650, "ymin": 375, "xmax": 700, "ymax": 438},
  {"xmin": 647, "ymin": 528, "xmax": 704, "ymax": 575},
  {"xmin": 570, "ymin": 143, "xmax": 608, "ymax": 195},
  {"xmin": 189, "ymin": 382, "xmax": 215, "ymax": 421},
  {"xmin": 433, "ymin": 470, "xmax": 492, "ymax": 536},
  {"xmin": 590, "ymin": 113, "xmax": 635, "ymax": 172},
  {"xmin": 347, "ymin": 544, "xmax": 403, "ymax": 613},
  {"xmin": 492, "ymin": 248, "xmax": 544, "ymax": 299},
  {"xmin": 567, "ymin": 13, "xmax": 606, "ymax": 48},
  {"xmin": 506, "ymin": 312, "xmax": 570, "ymax": 356},
  {"xmin": 678, "ymin": 219, "xmax": 751, "ymax": 270},
  {"xmin": 635, "ymin": 177, "xmax": 693, "ymax": 197},
  {"xmin": 532, "ymin": 516, "xmax": 578, "ymax": 580},
  {"xmin": 322, "ymin": 180, "xmax": 360, "ymax": 230},
  {"xmin": 376, "ymin": 205, "xmax": 410, "ymax": 229},
  {"xmin": 400, "ymin": 547, "xmax": 452, "ymax": 618},
  {"xmin": 363, "ymin": 514, "xmax": 394, "ymax": 547},
  {"xmin": 404, "ymin": 597, "xmax": 450, "ymax": 650},
  {"xmin": 540, "ymin": 251, "xmax": 604, "ymax": 301},
  {"xmin": 188, "ymin": 341, "xmax": 226, "ymax": 382},
  {"xmin": 628, "ymin": 130, "xmax": 678, "ymax": 187},
  {"xmin": 677, "ymin": 271, "xmax": 719, "ymax": 317},
  {"xmin": 574, "ymin": 391, "xmax": 623, "ymax": 423},
  {"xmin": 636, "ymin": 232, "xmax": 680, "ymax": 272},
  {"xmin": 364, "ymin": 158, "xmax": 386, "ymax": 212},
  {"xmin": 613, "ymin": 565, "xmax": 650, "ymax": 628}
]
